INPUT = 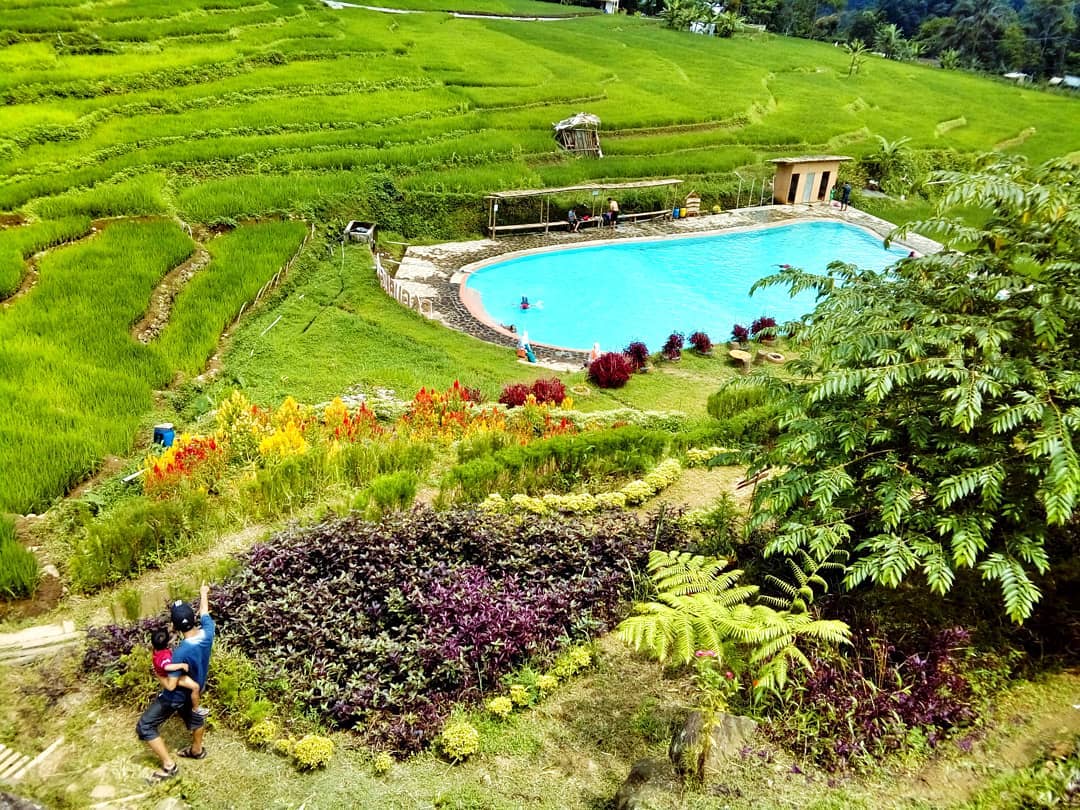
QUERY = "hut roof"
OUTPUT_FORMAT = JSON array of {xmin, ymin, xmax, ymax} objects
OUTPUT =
[{"xmin": 553, "ymin": 112, "xmax": 601, "ymax": 131}]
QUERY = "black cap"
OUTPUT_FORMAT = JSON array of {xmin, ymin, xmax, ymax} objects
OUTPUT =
[{"xmin": 170, "ymin": 600, "xmax": 196, "ymax": 632}]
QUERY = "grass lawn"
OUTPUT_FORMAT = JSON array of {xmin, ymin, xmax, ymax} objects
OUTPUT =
[
  {"xmin": 8, "ymin": 632, "xmax": 1080, "ymax": 809},
  {"xmin": 200, "ymin": 240, "xmax": 767, "ymax": 418}
]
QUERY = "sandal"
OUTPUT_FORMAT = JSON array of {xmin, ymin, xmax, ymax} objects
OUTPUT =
[
  {"xmin": 178, "ymin": 746, "xmax": 207, "ymax": 760},
  {"xmin": 146, "ymin": 764, "xmax": 179, "ymax": 784}
]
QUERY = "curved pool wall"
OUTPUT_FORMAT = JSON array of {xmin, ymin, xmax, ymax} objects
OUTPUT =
[{"xmin": 462, "ymin": 220, "xmax": 910, "ymax": 352}]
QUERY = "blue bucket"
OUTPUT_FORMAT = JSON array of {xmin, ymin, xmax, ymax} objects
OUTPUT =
[{"xmin": 153, "ymin": 423, "xmax": 176, "ymax": 448}]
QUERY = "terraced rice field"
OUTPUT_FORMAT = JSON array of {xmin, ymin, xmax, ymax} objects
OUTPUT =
[{"xmin": 1, "ymin": 0, "xmax": 1078, "ymax": 511}]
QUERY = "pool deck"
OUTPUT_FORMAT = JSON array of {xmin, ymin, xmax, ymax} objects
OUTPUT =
[{"xmin": 393, "ymin": 203, "xmax": 942, "ymax": 366}]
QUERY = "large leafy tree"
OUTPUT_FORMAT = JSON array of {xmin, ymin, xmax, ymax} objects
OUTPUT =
[
  {"xmin": 1022, "ymin": 0, "xmax": 1077, "ymax": 76},
  {"xmin": 944, "ymin": 0, "xmax": 1015, "ymax": 67},
  {"xmin": 743, "ymin": 156, "xmax": 1080, "ymax": 623}
]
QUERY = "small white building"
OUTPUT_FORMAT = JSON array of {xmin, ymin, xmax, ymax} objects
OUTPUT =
[
  {"xmin": 1003, "ymin": 71, "xmax": 1031, "ymax": 84},
  {"xmin": 1049, "ymin": 75, "xmax": 1080, "ymax": 89},
  {"xmin": 602, "ymin": 0, "xmax": 619, "ymax": 13}
]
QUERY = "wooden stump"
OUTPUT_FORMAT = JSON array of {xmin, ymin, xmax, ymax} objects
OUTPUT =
[{"xmin": 728, "ymin": 349, "xmax": 752, "ymax": 372}]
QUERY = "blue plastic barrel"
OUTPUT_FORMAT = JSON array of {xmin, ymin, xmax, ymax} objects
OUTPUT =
[
  {"xmin": 673, "ymin": 207, "xmax": 681, "ymax": 219},
  {"xmin": 153, "ymin": 423, "xmax": 176, "ymax": 447}
]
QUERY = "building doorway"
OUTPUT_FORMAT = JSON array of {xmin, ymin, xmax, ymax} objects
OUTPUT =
[
  {"xmin": 786, "ymin": 173, "xmax": 800, "ymax": 204},
  {"xmin": 817, "ymin": 171, "xmax": 831, "ymax": 201}
]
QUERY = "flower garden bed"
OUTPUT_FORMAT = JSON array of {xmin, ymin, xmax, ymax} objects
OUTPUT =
[{"xmin": 85, "ymin": 508, "xmax": 690, "ymax": 754}]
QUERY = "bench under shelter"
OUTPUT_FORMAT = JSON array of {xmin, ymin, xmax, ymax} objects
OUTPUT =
[{"xmin": 484, "ymin": 178, "xmax": 684, "ymax": 237}]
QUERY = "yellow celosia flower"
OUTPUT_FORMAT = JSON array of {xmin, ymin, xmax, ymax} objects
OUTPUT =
[{"xmin": 259, "ymin": 421, "xmax": 309, "ymax": 458}]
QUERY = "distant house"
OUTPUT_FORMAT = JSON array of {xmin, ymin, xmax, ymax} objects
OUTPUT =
[
  {"xmin": 689, "ymin": 20, "xmax": 716, "ymax": 34},
  {"xmin": 602, "ymin": 0, "xmax": 619, "ymax": 13},
  {"xmin": 1003, "ymin": 72, "xmax": 1031, "ymax": 84},
  {"xmin": 1048, "ymin": 75, "xmax": 1080, "ymax": 90},
  {"xmin": 769, "ymin": 155, "xmax": 851, "ymax": 205}
]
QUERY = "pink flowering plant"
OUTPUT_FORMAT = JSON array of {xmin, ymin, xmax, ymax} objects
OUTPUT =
[{"xmin": 693, "ymin": 649, "xmax": 744, "ymax": 714}]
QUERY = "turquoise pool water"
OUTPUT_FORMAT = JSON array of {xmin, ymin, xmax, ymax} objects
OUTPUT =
[{"xmin": 464, "ymin": 220, "xmax": 909, "ymax": 351}]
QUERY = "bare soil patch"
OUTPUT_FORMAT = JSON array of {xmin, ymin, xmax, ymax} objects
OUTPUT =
[{"xmin": 132, "ymin": 244, "xmax": 211, "ymax": 344}]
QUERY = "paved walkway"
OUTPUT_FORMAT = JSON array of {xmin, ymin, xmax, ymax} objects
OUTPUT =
[
  {"xmin": 393, "ymin": 204, "xmax": 940, "ymax": 363},
  {"xmin": 0, "ymin": 621, "xmax": 81, "ymax": 666}
]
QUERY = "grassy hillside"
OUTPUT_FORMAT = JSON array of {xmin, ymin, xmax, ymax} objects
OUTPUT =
[
  {"xmin": 0, "ymin": 0, "xmax": 1077, "ymax": 229},
  {"xmin": 1, "ymin": 0, "xmax": 1078, "ymax": 511}
]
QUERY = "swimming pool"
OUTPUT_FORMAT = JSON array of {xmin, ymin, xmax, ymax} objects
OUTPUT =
[{"xmin": 462, "ymin": 220, "xmax": 909, "ymax": 351}]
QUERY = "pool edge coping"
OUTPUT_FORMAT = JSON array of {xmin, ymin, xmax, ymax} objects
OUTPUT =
[{"xmin": 395, "ymin": 205, "xmax": 941, "ymax": 359}]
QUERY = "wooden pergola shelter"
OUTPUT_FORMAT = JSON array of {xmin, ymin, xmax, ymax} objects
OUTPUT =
[{"xmin": 484, "ymin": 178, "xmax": 683, "ymax": 236}]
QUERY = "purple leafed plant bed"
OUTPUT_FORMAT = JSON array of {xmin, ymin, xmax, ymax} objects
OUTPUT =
[
  {"xmin": 764, "ymin": 627, "xmax": 983, "ymax": 770},
  {"xmin": 83, "ymin": 616, "xmax": 169, "ymax": 674},
  {"xmin": 205, "ymin": 508, "xmax": 679, "ymax": 751}
]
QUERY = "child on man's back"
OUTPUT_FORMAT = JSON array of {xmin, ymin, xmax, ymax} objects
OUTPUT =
[{"xmin": 151, "ymin": 628, "xmax": 209, "ymax": 717}]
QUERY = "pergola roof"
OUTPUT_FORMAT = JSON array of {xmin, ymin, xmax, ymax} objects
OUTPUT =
[
  {"xmin": 485, "ymin": 178, "xmax": 682, "ymax": 201},
  {"xmin": 768, "ymin": 155, "xmax": 852, "ymax": 165}
]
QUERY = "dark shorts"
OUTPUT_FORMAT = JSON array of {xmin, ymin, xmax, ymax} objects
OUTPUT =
[{"xmin": 136, "ymin": 695, "xmax": 205, "ymax": 742}]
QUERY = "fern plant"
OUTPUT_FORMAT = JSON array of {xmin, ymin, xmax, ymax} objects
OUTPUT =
[
  {"xmin": 618, "ymin": 550, "xmax": 851, "ymax": 693},
  {"xmin": 760, "ymin": 549, "xmax": 849, "ymax": 614}
]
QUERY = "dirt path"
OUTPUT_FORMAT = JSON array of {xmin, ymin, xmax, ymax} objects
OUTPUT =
[
  {"xmin": 48, "ymin": 523, "xmax": 269, "ymax": 630},
  {"xmin": 132, "ymin": 243, "xmax": 211, "ymax": 343},
  {"xmin": 896, "ymin": 669, "xmax": 1080, "ymax": 807}
]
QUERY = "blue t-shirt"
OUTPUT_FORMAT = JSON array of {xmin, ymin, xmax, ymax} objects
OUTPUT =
[{"xmin": 161, "ymin": 613, "xmax": 215, "ymax": 707}]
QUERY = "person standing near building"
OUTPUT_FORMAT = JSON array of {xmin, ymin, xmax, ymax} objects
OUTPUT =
[
  {"xmin": 607, "ymin": 197, "xmax": 619, "ymax": 228},
  {"xmin": 840, "ymin": 182, "xmax": 852, "ymax": 212}
]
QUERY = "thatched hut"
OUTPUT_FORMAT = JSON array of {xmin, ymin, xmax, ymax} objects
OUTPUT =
[{"xmin": 553, "ymin": 112, "xmax": 602, "ymax": 158}]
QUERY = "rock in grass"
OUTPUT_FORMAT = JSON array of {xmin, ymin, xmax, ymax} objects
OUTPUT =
[
  {"xmin": 614, "ymin": 757, "xmax": 675, "ymax": 810},
  {"xmin": 669, "ymin": 710, "xmax": 758, "ymax": 781},
  {"xmin": 0, "ymin": 793, "xmax": 45, "ymax": 810}
]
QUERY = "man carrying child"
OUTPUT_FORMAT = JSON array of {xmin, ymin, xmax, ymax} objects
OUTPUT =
[
  {"xmin": 151, "ymin": 628, "xmax": 209, "ymax": 717},
  {"xmin": 137, "ymin": 583, "xmax": 216, "ymax": 784}
]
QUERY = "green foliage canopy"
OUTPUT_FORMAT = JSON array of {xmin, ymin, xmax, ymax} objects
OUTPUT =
[{"xmin": 745, "ymin": 156, "xmax": 1080, "ymax": 623}]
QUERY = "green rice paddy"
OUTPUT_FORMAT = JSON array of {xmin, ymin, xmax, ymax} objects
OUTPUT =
[{"xmin": 1, "ymin": 0, "xmax": 1078, "ymax": 512}]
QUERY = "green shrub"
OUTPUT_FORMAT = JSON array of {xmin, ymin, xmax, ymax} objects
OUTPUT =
[
  {"xmin": 101, "ymin": 647, "xmax": 159, "ymax": 707},
  {"xmin": 706, "ymin": 384, "xmax": 770, "ymax": 420},
  {"xmin": 441, "ymin": 426, "xmax": 671, "ymax": 503},
  {"xmin": 363, "ymin": 470, "xmax": 417, "ymax": 517},
  {"xmin": 292, "ymin": 734, "xmax": 335, "ymax": 769},
  {"xmin": 207, "ymin": 643, "xmax": 276, "ymax": 728},
  {"xmin": 0, "ymin": 517, "xmax": 38, "ymax": 600},
  {"xmin": 247, "ymin": 719, "xmax": 280, "ymax": 746},
  {"xmin": 693, "ymin": 494, "xmax": 744, "ymax": 557},
  {"xmin": 339, "ymin": 438, "xmax": 433, "ymax": 488},
  {"xmin": 455, "ymin": 430, "xmax": 518, "ymax": 463},
  {"xmin": 372, "ymin": 751, "xmax": 395, "ymax": 776},
  {"xmin": 115, "ymin": 587, "xmax": 143, "ymax": 622},
  {"xmin": 69, "ymin": 493, "xmax": 211, "ymax": 593},
  {"xmin": 439, "ymin": 719, "xmax": 480, "ymax": 762},
  {"xmin": 243, "ymin": 454, "xmax": 330, "ymax": 519},
  {"xmin": 675, "ymin": 405, "xmax": 781, "ymax": 450}
]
